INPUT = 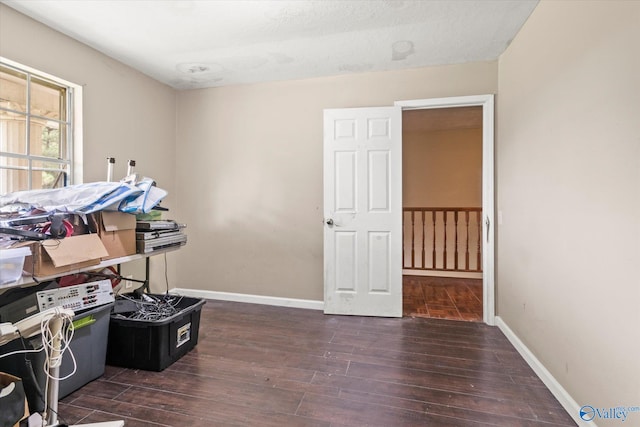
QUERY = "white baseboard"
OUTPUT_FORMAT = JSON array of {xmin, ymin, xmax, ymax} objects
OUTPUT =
[
  {"xmin": 495, "ymin": 316, "xmax": 590, "ymax": 427},
  {"xmin": 169, "ymin": 288, "xmax": 324, "ymax": 311}
]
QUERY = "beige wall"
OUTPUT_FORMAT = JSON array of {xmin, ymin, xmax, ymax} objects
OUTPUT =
[
  {"xmin": 497, "ymin": 0, "xmax": 640, "ymax": 421},
  {"xmin": 0, "ymin": 4, "xmax": 177, "ymax": 284},
  {"xmin": 175, "ymin": 63, "xmax": 497, "ymax": 300},
  {"xmin": 403, "ymin": 127, "xmax": 482, "ymax": 207},
  {"xmin": 403, "ymin": 127, "xmax": 482, "ymax": 271}
]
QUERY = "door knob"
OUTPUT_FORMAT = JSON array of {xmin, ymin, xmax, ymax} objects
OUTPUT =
[{"xmin": 326, "ymin": 218, "xmax": 334, "ymax": 226}]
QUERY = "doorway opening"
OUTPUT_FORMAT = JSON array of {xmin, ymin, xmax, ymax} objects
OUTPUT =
[
  {"xmin": 395, "ymin": 96, "xmax": 494, "ymax": 324},
  {"xmin": 322, "ymin": 95, "xmax": 494, "ymax": 322}
]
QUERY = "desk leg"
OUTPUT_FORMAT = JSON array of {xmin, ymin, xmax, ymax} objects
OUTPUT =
[{"xmin": 144, "ymin": 257, "xmax": 150, "ymax": 293}]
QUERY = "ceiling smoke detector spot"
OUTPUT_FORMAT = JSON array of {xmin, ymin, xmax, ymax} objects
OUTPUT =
[
  {"xmin": 392, "ymin": 40, "xmax": 415, "ymax": 61},
  {"xmin": 176, "ymin": 62, "xmax": 221, "ymax": 74}
]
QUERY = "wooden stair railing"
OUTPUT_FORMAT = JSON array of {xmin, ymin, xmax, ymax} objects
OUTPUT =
[{"xmin": 403, "ymin": 207, "xmax": 482, "ymax": 272}]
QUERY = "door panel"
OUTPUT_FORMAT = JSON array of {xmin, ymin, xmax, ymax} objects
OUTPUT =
[
  {"xmin": 368, "ymin": 150, "xmax": 390, "ymax": 211},
  {"xmin": 335, "ymin": 231, "xmax": 357, "ymax": 292},
  {"xmin": 323, "ymin": 106, "xmax": 402, "ymax": 317},
  {"xmin": 334, "ymin": 151, "xmax": 356, "ymax": 212},
  {"xmin": 368, "ymin": 231, "xmax": 390, "ymax": 292}
]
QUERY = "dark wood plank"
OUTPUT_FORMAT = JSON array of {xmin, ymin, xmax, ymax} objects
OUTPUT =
[
  {"xmin": 310, "ymin": 371, "xmax": 538, "ymax": 419},
  {"xmin": 337, "ymin": 389, "xmax": 566, "ymax": 427},
  {"xmin": 297, "ymin": 392, "xmax": 489, "ymax": 427},
  {"xmin": 56, "ymin": 299, "xmax": 575, "ymax": 426}
]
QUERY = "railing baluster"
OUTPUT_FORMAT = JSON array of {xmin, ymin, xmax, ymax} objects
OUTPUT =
[
  {"xmin": 431, "ymin": 210, "xmax": 436, "ymax": 270},
  {"xmin": 403, "ymin": 207, "xmax": 482, "ymax": 273},
  {"xmin": 476, "ymin": 210, "xmax": 482, "ymax": 271},
  {"xmin": 465, "ymin": 211, "xmax": 470, "ymax": 271},
  {"xmin": 443, "ymin": 210, "xmax": 447, "ymax": 270},
  {"xmin": 421, "ymin": 210, "xmax": 426, "ymax": 269},
  {"xmin": 454, "ymin": 211, "xmax": 459, "ymax": 271},
  {"xmin": 410, "ymin": 210, "xmax": 415, "ymax": 269}
]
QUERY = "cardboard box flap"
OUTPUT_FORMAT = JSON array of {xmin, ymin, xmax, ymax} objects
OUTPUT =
[
  {"xmin": 8, "ymin": 241, "xmax": 32, "ymax": 250},
  {"xmin": 41, "ymin": 234, "xmax": 108, "ymax": 267},
  {"xmin": 101, "ymin": 211, "xmax": 137, "ymax": 232}
]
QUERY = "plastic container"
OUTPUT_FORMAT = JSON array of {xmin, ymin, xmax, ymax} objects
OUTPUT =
[
  {"xmin": 0, "ymin": 302, "xmax": 113, "ymax": 413},
  {"xmin": 0, "ymin": 247, "xmax": 31, "ymax": 286},
  {"xmin": 106, "ymin": 294, "xmax": 205, "ymax": 371},
  {"xmin": 59, "ymin": 303, "xmax": 113, "ymax": 396}
]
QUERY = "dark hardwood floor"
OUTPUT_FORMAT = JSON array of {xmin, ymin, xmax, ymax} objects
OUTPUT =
[
  {"xmin": 403, "ymin": 275, "xmax": 483, "ymax": 322},
  {"xmin": 59, "ymin": 300, "xmax": 576, "ymax": 426}
]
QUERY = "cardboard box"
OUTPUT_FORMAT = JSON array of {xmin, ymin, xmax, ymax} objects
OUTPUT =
[
  {"xmin": 89, "ymin": 211, "xmax": 137, "ymax": 259},
  {"xmin": 19, "ymin": 234, "xmax": 108, "ymax": 278}
]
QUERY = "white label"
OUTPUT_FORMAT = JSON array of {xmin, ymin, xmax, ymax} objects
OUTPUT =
[{"xmin": 176, "ymin": 322, "xmax": 191, "ymax": 348}]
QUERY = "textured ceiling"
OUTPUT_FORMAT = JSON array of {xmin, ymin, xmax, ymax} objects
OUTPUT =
[{"xmin": 2, "ymin": 0, "xmax": 538, "ymax": 90}]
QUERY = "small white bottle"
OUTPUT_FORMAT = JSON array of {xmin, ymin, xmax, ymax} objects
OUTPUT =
[
  {"xmin": 127, "ymin": 159, "xmax": 136, "ymax": 176},
  {"xmin": 106, "ymin": 157, "xmax": 115, "ymax": 182}
]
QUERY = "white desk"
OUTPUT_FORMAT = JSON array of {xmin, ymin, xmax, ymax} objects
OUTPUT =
[{"xmin": 5, "ymin": 244, "xmax": 183, "ymax": 292}]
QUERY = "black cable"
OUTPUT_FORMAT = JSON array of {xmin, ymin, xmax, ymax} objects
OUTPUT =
[
  {"xmin": 24, "ymin": 358, "xmax": 45, "ymax": 406},
  {"xmin": 113, "ymin": 294, "xmax": 183, "ymax": 321},
  {"xmin": 16, "ymin": 333, "xmax": 46, "ymax": 410}
]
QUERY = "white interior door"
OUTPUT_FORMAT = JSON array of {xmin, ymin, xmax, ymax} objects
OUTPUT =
[{"xmin": 323, "ymin": 106, "xmax": 402, "ymax": 317}]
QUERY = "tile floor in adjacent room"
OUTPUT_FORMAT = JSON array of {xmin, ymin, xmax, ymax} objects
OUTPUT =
[{"xmin": 403, "ymin": 275, "xmax": 483, "ymax": 322}]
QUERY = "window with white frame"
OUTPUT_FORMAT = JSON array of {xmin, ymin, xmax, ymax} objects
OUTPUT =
[{"xmin": 0, "ymin": 59, "xmax": 80, "ymax": 194}]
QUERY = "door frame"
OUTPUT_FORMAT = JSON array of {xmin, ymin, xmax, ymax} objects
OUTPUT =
[{"xmin": 395, "ymin": 95, "xmax": 495, "ymax": 325}]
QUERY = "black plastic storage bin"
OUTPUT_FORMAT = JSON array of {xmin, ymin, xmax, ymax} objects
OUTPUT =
[{"xmin": 106, "ymin": 294, "xmax": 205, "ymax": 371}]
